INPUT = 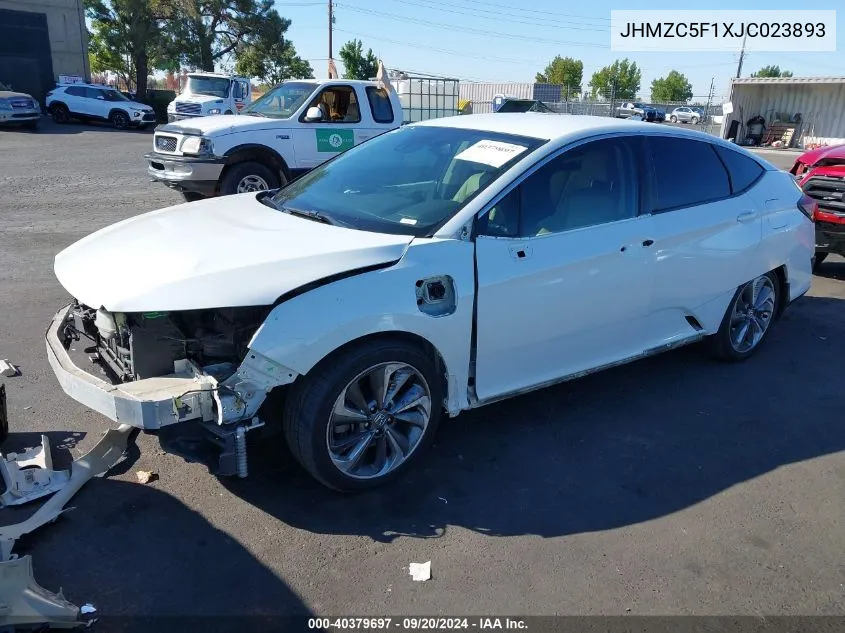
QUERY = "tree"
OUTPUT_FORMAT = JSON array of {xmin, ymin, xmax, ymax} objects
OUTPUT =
[
  {"xmin": 161, "ymin": 0, "xmax": 295, "ymax": 73},
  {"xmin": 589, "ymin": 58, "xmax": 641, "ymax": 100},
  {"xmin": 85, "ymin": 0, "xmax": 178, "ymax": 98},
  {"xmin": 339, "ymin": 39, "xmax": 379, "ymax": 81},
  {"xmin": 234, "ymin": 14, "xmax": 312, "ymax": 85},
  {"xmin": 650, "ymin": 70, "xmax": 693, "ymax": 103},
  {"xmin": 535, "ymin": 56, "xmax": 582, "ymax": 96},
  {"xmin": 751, "ymin": 65, "xmax": 793, "ymax": 78}
]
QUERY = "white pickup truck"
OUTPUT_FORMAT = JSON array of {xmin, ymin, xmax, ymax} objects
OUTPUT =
[
  {"xmin": 147, "ymin": 79, "xmax": 402, "ymax": 200},
  {"xmin": 166, "ymin": 72, "xmax": 252, "ymax": 122}
]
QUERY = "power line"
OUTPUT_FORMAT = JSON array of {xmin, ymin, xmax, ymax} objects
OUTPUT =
[
  {"xmin": 452, "ymin": 0, "xmax": 612, "ymax": 23},
  {"xmin": 334, "ymin": 3, "xmax": 608, "ymax": 47},
  {"xmin": 389, "ymin": 0, "xmax": 610, "ymax": 32}
]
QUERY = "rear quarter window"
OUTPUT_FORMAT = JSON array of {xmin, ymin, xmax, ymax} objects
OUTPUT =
[
  {"xmin": 366, "ymin": 87, "xmax": 394, "ymax": 123},
  {"xmin": 714, "ymin": 145, "xmax": 765, "ymax": 193},
  {"xmin": 648, "ymin": 136, "xmax": 731, "ymax": 211}
]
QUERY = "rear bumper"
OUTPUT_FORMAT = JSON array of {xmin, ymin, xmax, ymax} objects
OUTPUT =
[
  {"xmin": 145, "ymin": 151, "xmax": 224, "ymax": 196},
  {"xmin": 46, "ymin": 305, "xmax": 218, "ymax": 430}
]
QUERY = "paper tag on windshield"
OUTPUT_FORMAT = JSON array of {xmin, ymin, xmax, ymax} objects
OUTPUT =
[{"xmin": 455, "ymin": 140, "xmax": 528, "ymax": 168}]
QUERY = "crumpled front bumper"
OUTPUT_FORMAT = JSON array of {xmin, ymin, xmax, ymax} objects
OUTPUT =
[{"xmin": 45, "ymin": 304, "xmax": 218, "ymax": 430}]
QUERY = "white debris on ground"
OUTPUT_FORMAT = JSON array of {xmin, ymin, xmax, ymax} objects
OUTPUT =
[
  {"xmin": 135, "ymin": 470, "xmax": 158, "ymax": 484},
  {"xmin": 0, "ymin": 360, "xmax": 19, "ymax": 377},
  {"xmin": 80, "ymin": 603, "xmax": 97, "ymax": 615},
  {"xmin": 409, "ymin": 561, "xmax": 431, "ymax": 581}
]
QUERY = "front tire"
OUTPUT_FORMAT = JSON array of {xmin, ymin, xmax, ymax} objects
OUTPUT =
[
  {"xmin": 110, "ymin": 110, "xmax": 129, "ymax": 130},
  {"xmin": 707, "ymin": 272, "xmax": 779, "ymax": 362},
  {"xmin": 283, "ymin": 339, "xmax": 443, "ymax": 491},
  {"xmin": 219, "ymin": 161, "xmax": 281, "ymax": 196},
  {"xmin": 691, "ymin": 117, "xmax": 699, "ymax": 125}
]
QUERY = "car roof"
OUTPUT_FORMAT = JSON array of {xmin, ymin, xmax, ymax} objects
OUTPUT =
[{"xmin": 413, "ymin": 113, "xmax": 773, "ymax": 166}]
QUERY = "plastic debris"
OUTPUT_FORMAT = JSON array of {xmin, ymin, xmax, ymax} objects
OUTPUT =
[
  {"xmin": 409, "ymin": 561, "xmax": 431, "ymax": 581},
  {"xmin": 437, "ymin": 496, "xmax": 448, "ymax": 504},
  {"xmin": 135, "ymin": 470, "xmax": 158, "ymax": 484},
  {"xmin": 0, "ymin": 360, "xmax": 19, "ymax": 378},
  {"xmin": 0, "ymin": 435, "xmax": 71, "ymax": 507},
  {"xmin": 80, "ymin": 604, "xmax": 97, "ymax": 615}
]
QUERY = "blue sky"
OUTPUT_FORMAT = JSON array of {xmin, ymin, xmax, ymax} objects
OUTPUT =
[{"xmin": 276, "ymin": 0, "xmax": 843, "ymax": 99}]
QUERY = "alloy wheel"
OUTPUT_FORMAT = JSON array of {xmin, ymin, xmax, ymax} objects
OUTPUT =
[
  {"xmin": 729, "ymin": 276, "xmax": 776, "ymax": 353},
  {"xmin": 326, "ymin": 362, "xmax": 432, "ymax": 480}
]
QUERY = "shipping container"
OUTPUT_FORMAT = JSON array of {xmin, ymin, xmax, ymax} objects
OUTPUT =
[{"xmin": 720, "ymin": 77, "xmax": 845, "ymax": 148}]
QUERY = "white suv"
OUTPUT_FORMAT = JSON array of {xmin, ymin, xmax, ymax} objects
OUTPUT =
[{"xmin": 46, "ymin": 84, "xmax": 156, "ymax": 129}]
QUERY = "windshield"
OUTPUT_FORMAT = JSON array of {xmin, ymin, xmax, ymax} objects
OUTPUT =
[
  {"xmin": 243, "ymin": 82, "xmax": 316, "ymax": 118},
  {"xmin": 186, "ymin": 76, "xmax": 231, "ymax": 98},
  {"xmin": 103, "ymin": 89, "xmax": 129, "ymax": 102},
  {"xmin": 270, "ymin": 125, "xmax": 546, "ymax": 236}
]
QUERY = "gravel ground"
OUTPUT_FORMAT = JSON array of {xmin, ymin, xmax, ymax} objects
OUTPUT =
[{"xmin": 0, "ymin": 120, "xmax": 843, "ymax": 627}]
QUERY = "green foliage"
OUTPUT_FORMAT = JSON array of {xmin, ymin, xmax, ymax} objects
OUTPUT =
[
  {"xmin": 589, "ymin": 58, "xmax": 641, "ymax": 100},
  {"xmin": 535, "ymin": 56, "xmax": 583, "ymax": 95},
  {"xmin": 751, "ymin": 65, "xmax": 793, "ymax": 78},
  {"xmin": 339, "ymin": 39, "xmax": 379, "ymax": 80},
  {"xmin": 234, "ymin": 14, "xmax": 313, "ymax": 85},
  {"xmin": 650, "ymin": 70, "xmax": 693, "ymax": 103}
]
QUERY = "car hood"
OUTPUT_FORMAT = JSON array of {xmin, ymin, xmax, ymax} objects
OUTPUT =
[
  {"xmin": 797, "ymin": 143, "xmax": 845, "ymax": 167},
  {"xmin": 158, "ymin": 114, "xmax": 286, "ymax": 136},
  {"xmin": 799, "ymin": 164, "xmax": 845, "ymax": 185},
  {"xmin": 0, "ymin": 91, "xmax": 34, "ymax": 100},
  {"xmin": 54, "ymin": 194, "xmax": 414, "ymax": 312}
]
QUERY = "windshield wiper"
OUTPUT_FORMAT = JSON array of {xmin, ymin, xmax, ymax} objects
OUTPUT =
[
  {"xmin": 243, "ymin": 111, "xmax": 267, "ymax": 117},
  {"xmin": 282, "ymin": 206, "xmax": 338, "ymax": 226}
]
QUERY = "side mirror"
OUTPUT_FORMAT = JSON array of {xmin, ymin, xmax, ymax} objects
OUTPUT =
[{"xmin": 304, "ymin": 106, "xmax": 323, "ymax": 122}]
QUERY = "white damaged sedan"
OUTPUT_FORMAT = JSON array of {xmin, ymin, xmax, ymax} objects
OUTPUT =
[{"xmin": 47, "ymin": 114, "xmax": 816, "ymax": 491}]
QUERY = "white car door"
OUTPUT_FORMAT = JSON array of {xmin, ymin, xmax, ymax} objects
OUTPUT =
[
  {"xmin": 292, "ymin": 85, "xmax": 370, "ymax": 169},
  {"xmin": 641, "ymin": 135, "xmax": 763, "ymax": 346},
  {"xmin": 85, "ymin": 87, "xmax": 110, "ymax": 119},
  {"xmin": 63, "ymin": 86, "xmax": 90, "ymax": 116},
  {"xmin": 473, "ymin": 136, "xmax": 656, "ymax": 402}
]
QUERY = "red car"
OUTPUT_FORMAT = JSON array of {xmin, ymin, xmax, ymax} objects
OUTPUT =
[{"xmin": 790, "ymin": 144, "xmax": 845, "ymax": 269}]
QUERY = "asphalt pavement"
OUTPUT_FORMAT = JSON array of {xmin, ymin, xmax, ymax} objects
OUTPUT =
[{"xmin": 0, "ymin": 120, "xmax": 843, "ymax": 625}]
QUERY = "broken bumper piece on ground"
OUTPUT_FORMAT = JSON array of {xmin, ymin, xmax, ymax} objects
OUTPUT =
[{"xmin": 0, "ymin": 424, "xmax": 132, "ymax": 630}]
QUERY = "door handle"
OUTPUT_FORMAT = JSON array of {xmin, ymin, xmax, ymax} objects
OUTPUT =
[
  {"xmin": 508, "ymin": 244, "xmax": 532, "ymax": 260},
  {"xmin": 737, "ymin": 211, "xmax": 757, "ymax": 223},
  {"xmin": 642, "ymin": 239, "xmax": 654, "ymax": 247}
]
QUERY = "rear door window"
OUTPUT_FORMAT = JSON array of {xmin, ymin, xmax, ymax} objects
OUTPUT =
[
  {"xmin": 647, "ymin": 137, "xmax": 731, "ymax": 211},
  {"xmin": 65, "ymin": 86, "xmax": 85, "ymax": 97},
  {"xmin": 714, "ymin": 145, "xmax": 765, "ymax": 194}
]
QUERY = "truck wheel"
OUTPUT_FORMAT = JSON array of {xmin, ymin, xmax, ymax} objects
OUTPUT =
[
  {"xmin": 283, "ymin": 338, "xmax": 443, "ymax": 491},
  {"xmin": 220, "ymin": 161, "xmax": 280, "ymax": 195}
]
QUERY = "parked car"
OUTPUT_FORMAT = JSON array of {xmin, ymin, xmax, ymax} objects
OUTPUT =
[
  {"xmin": 46, "ymin": 83, "xmax": 156, "ymax": 129},
  {"xmin": 146, "ymin": 79, "xmax": 402, "ymax": 201},
  {"xmin": 653, "ymin": 108, "xmax": 666, "ymax": 122},
  {"xmin": 47, "ymin": 114, "xmax": 815, "ymax": 491},
  {"xmin": 166, "ymin": 72, "xmax": 252, "ymax": 122},
  {"xmin": 670, "ymin": 107, "xmax": 700, "ymax": 124},
  {"xmin": 0, "ymin": 89, "xmax": 41, "ymax": 130},
  {"xmin": 616, "ymin": 102, "xmax": 656, "ymax": 121},
  {"xmin": 790, "ymin": 143, "xmax": 845, "ymax": 269},
  {"xmin": 495, "ymin": 98, "xmax": 553, "ymax": 113}
]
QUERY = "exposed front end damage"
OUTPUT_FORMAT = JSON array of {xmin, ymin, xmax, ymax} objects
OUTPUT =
[{"xmin": 46, "ymin": 302, "xmax": 298, "ymax": 476}]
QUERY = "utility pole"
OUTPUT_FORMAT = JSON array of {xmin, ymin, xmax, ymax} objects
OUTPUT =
[
  {"xmin": 705, "ymin": 76, "xmax": 714, "ymax": 127},
  {"xmin": 328, "ymin": 0, "xmax": 333, "ymax": 61},
  {"xmin": 736, "ymin": 34, "xmax": 747, "ymax": 79}
]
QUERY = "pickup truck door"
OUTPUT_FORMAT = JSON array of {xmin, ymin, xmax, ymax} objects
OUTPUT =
[{"xmin": 292, "ymin": 84, "xmax": 379, "ymax": 169}]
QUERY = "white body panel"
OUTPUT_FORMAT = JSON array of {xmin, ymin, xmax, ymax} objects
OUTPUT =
[{"xmin": 53, "ymin": 194, "xmax": 413, "ymax": 312}]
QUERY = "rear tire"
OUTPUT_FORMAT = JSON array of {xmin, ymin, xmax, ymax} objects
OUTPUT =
[
  {"xmin": 219, "ymin": 161, "xmax": 281, "ymax": 196},
  {"xmin": 283, "ymin": 339, "xmax": 443, "ymax": 492},
  {"xmin": 707, "ymin": 272, "xmax": 779, "ymax": 362},
  {"xmin": 670, "ymin": 115, "xmax": 677, "ymax": 123}
]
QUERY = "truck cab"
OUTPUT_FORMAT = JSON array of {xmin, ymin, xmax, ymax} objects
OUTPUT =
[
  {"xmin": 148, "ymin": 79, "xmax": 402, "ymax": 200},
  {"xmin": 167, "ymin": 72, "xmax": 252, "ymax": 122}
]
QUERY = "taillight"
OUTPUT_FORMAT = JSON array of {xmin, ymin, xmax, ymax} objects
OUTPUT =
[{"xmin": 797, "ymin": 194, "xmax": 817, "ymax": 222}]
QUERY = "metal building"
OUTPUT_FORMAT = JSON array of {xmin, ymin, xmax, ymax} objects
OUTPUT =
[
  {"xmin": 0, "ymin": 0, "xmax": 89, "ymax": 105},
  {"xmin": 720, "ymin": 77, "xmax": 845, "ymax": 149}
]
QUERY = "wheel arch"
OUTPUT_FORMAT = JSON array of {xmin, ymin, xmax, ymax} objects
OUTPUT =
[
  {"xmin": 108, "ymin": 107, "xmax": 129, "ymax": 120},
  {"xmin": 222, "ymin": 144, "xmax": 291, "ymax": 183},
  {"xmin": 772, "ymin": 264, "xmax": 789, "ymax": 318},
  {"xmin": 48, "ymin": 100, "xmax": 67, "ymax": 113}
]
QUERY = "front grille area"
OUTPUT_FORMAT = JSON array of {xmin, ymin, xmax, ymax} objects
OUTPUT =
[
  {"xmin": 155, "ymin": 135, "xmax": 178, "ymax": 152},
  {"xmin": 175, "ymin": 102, "xmax": 201, "ymax": 115},
  {"xmin": 803, "ymin": 176, "xmax": 845, "ymax": 214},
  {"xmin": 142, "ymin": 112, "xmax": 157, "ymax": 122}
]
